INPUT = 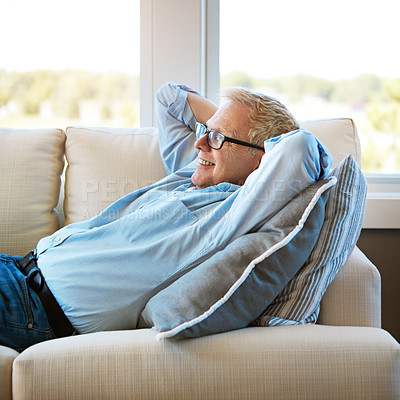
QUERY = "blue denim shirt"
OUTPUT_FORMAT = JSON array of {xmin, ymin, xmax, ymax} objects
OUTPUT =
[{"xmin": 36, "ymin": 82, "xmax": 333, "ymax": 334}]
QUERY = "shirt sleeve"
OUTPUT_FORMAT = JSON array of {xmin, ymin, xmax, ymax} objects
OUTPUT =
[
  {"xmin": 156, "ymin": 82, "xmax": 202, "ymax": 175},
  {"xmin": 215, "ymin": 129, "xmax": 333, "ymax": 241}
]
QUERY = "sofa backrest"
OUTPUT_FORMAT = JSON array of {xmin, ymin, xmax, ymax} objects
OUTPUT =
[
  {"xmin": 0, "ymin": 118, "xmax": 361, "ymax": 256},
  {"xmin": 300, "ymin": 118, "xmax": 361, "ymax": 168}
]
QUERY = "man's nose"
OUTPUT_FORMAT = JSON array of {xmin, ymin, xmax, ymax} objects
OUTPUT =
[{"xmin": 195, "ymin": 134, "xmax": 210, "ymax": 151}]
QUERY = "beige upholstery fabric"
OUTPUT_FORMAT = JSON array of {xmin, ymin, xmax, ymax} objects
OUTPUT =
[
  {"xmin": 64, "ymin": 126, "xmax": 167, "ymax": 224},
  {"xmin": 0, "ymin": 128, "xmax": 65, "ymax": 255},
  {"xmin": 318, "ymin": 246, "xmax": 382, "ymax": 328},
  {"xmin": 0, "ymin": 346, "xmax": 19, "ymax": 400},
  {"xmin": 12, "ymin": 326, "xmax": 400, "ymax": 400},
  {"xmin": 301, "ymin": 118, "xmax": 361, "ymax": 167}
]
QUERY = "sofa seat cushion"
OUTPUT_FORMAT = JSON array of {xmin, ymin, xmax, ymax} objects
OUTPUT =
[
  {"xmin": 0, "ymin": 128, "xmax": 65, "ymax": 256},
  {"xmin": 11, "ymin": 326, "xmax": 400, "ymax": 400},
  {"xmin": 64, "ymin": 126, "xmax": 167, "ymax": 224}
]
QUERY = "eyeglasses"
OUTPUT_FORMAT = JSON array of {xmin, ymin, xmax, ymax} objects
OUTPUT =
[{"xmin": 195, "ymin": 122, "xmax": 264, "ymax": 151}]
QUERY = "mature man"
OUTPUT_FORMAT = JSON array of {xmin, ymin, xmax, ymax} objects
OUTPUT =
[{"xmin": 0, "ymin": 82, "xmax": 332, "ymax": 351}]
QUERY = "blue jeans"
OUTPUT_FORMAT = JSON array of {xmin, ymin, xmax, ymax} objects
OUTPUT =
[{"xmin": 0, "ymin": 254, "xmax": 55, "ymax": 352}]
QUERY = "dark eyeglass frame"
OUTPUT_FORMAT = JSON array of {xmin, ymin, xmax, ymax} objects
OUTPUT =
[{"xmin": 195, "ymin": 122, "xmax": 264, "ymax": 151}]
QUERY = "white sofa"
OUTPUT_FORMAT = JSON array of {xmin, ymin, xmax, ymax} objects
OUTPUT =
[{"xmin": 0, "ymin": 119, "xmax": 399, "ymax": 400}]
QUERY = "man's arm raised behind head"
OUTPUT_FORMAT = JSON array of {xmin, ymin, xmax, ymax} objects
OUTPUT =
[
  {"xmin": 186, "ymin": 91, "xmax": 218, "ymax": 125},
  {"xmin": 156, "ymin": 82, "xmax": 212, "ymax": 175}
]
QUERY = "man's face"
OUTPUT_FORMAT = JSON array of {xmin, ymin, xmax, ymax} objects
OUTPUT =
[{"xmin": 191, "ymin": 101, "xmax": 264, "ymax": 190}]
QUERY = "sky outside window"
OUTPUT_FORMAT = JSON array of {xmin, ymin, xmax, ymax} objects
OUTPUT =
[
  {"xmin": 1, "ymin": 0, "xmax": 140, "ymax": 74},
  {"xmin": 220, "ymin": 0, "xmax": 399, "ymax": 80},
  {"xmin": 0, "ymin": 0, "xmax": 140, "ymax": 128},
  {"xmin": 220, "ymin": 0, "xmax": 400, "ymax": 173}
]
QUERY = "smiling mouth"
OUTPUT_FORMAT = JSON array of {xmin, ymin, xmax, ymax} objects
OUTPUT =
[{"xmin": 198, "ymin": 158, "xmax": 215, "ymax": 166}]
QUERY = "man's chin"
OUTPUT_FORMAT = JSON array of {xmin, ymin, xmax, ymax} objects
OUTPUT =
[{"xmin": 191, "ymin": 174, "xmax": 212, "ymax": 190}]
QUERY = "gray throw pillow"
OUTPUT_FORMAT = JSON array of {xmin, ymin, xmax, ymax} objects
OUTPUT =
[{"xmin": 140, "ymin": 176, "xmax": 335, "ymax": 339}]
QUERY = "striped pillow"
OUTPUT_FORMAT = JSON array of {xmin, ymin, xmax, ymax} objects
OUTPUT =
[{"xmin": 255, "ymin": 155, "xmax": 367, "ymax": 326}]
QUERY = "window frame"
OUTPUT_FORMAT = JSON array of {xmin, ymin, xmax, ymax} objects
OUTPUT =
[
  {"xmin": 140, "ymin": 0, "xmax": 219, "ymax": 127},
  {"xmin": 363, "ymin": 174, "xmax": 400, "ymax": 228}
]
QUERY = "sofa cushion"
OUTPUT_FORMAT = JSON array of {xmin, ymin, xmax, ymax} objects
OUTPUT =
[
  {"xmin": 300, "ymin": 118, "xmax": 361, "ymax": 167},
  {"xmin": 0, "ymin": 128, "xmax": 65, "ymax": 256},
  {"xmin": 64, "ymin": 126, "xmax": 167, "ymax": 224},
  {"xmin": 11, "ymin": 327, "xmax": 400, "ymax": 400},
  {"xmin": 256, "ymin": 155, "xmax": 367, "ymax": 327},
  {"xmin": 140, "ymin": 177, "xmax": 335, "ymax": 339}
]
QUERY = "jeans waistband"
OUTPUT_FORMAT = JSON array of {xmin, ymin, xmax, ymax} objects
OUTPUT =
[{"xmin": 19, "ymin": 250, "xmax": 77, "ymax": 338}]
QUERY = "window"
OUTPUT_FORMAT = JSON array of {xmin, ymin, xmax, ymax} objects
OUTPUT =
[
  {"xmin": 0, "ymin": 0, "xmax": 140, "ymax": 128},
  {"xmin": 2, "ymin": 0, "xmax": 397, "ymax": 227},
  {"xmin": 220, "ymin": 0, "xmax": 400, "ymax": 174}
]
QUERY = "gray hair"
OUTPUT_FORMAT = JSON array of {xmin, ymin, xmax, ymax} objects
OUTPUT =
[{"xmin": 222, "ymin": 87, "xmax": 300, "ymax": 151}]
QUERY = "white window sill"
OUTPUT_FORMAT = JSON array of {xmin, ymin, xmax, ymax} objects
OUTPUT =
[{"xmin": 362, "ymin": 174, "xmax": 400, "ymax": 229}]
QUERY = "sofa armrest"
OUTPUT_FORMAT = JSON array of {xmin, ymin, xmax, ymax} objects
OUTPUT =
[
  {"xmin": 12, "ymin": 327, "xmax": 399, "ymax": 400},
  {"xmin": 0, "ymin": 345, "xmax": 19, "ymax": 400},
  {"xmin": 318, "ymin": 246, "xmax": 381, "ymax": 328}
]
